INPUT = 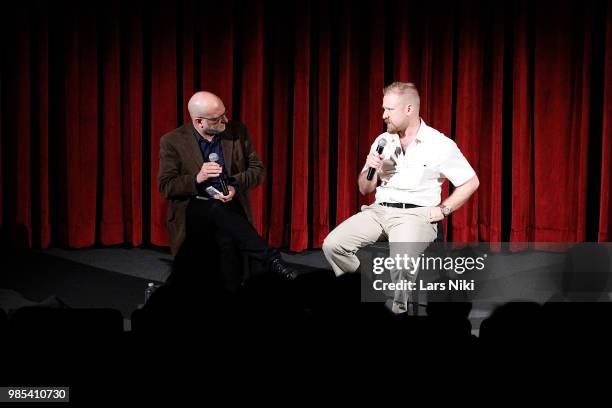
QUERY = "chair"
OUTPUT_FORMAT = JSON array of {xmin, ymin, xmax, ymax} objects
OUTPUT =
[
  {"xmin": 356, "ymin": 221, "xmax": 445, "ymax": 315},
  {"xmin": 165, "ymin": 232, "xmax": 258, "ymax": 294}
]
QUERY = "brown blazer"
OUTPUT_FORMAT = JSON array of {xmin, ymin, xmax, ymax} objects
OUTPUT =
[{"xmin": 157, "ymin": 121, "xmax": 265, "ymax": 255}]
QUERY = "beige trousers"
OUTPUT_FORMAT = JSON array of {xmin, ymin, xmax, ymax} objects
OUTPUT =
[{"xmin": 322, "ymin": 203, "xmax": 438, "ymax": 308}]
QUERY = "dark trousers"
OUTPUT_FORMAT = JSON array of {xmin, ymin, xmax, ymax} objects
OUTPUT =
[{"xmin": 169, "ymin": 197, "xmax": 277, "ymax": 292}]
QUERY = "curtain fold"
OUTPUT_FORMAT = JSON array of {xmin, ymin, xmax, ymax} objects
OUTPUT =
[
  {"xmin": 600, "ymin": 4, "xmax": 612, "ymax": 242},
  {"xmin": 58, "ymin": 3, "xmax": 99, "ymax": 248},
  {"xmin": 149, "ymin": 1, "xmax": 177, "ymax": 247},
  {"xmin": 532, "ymin": 0, "xmax": 592, "ymax": 242},
  {"xmin": 122, "ymin": 2, "xmax": 144, "ymax": 247},
  {"xmin": 267, "ymin": 1, "xmax": 291, "ymax": 248},
  {"xmin": 335, "ymin": 0, "xmax": 361, "ymax": 226},
  {"xmin": 311, "ymin": 0, "xmax": 331, "ymax": 248},
  {"xmin": 100, "ymin": 0, "xmax": 124, "ymax": 245},
  {"xmin": 289, "ymin": 1, "xmax": 311, "ymax": 252}
]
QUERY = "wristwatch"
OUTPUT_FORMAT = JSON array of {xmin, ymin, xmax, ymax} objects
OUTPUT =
[{"xmin": 439, "ymin": 204, "xmax": 451, "ymax": 217}]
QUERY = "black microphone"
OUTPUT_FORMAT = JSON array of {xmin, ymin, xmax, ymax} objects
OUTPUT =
[
  {"xmin": 366, "ymin": 138, "xmax": 387, "ymax": 181},
  {"xmin": 208, "ymin": 153, "xmax": 229, "ymax": 195}
]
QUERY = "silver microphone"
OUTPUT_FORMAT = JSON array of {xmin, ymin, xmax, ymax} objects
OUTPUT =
[{"xmin": 208, "ymin": 153, "xmax": 229, "ymax": 195}]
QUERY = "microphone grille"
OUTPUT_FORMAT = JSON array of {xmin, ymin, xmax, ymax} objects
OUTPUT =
[
  {"xmin": 208, "ymin": 153, "xmax": 219, "ymax": 162},
  {"xmin": 378, "ymin": 138, "xmax": 387, "ymax": 147}
]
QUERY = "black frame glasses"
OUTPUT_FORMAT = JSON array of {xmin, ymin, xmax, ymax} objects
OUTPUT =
[{"xmin": 201, "ymin": 111, "xmax": 227, "ymax": 124}]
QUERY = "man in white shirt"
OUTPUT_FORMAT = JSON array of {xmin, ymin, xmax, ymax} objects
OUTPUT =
[{"xmin": 322, "ymin": 82, "xmax": 479, "ymax": 313}]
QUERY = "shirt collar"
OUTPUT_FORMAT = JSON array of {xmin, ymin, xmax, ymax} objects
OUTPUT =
[{"xmin": 414, "ymin": 118, "xmax": 427, "ymax": 143}]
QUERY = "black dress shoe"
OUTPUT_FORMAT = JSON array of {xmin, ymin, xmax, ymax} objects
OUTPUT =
[{"xmin": 269, "ymin": 257, "xmax": 299, "ymax": 280}]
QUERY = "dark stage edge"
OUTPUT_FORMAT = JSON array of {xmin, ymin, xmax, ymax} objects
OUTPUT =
[{"xmin": 4, "ymin": 245, "xmax": 609, "ymax": 334}]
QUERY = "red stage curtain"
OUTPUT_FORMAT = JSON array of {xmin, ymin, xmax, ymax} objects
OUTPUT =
[
  {"xmin": 601, "ymin": 3, "xmax": 612, "ymax": 242},
  {"xmin": 1, "ymin": 0, "xmax": 610, "ymax": 252}
]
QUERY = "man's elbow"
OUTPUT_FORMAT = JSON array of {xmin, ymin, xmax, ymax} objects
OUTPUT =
[
  {"xmin": 159, "ymin": 185, "xmax": 171, "ymax": 200},
  {"xmin": 457, "ymin": 175, "xmax": 479, "ymax": 194},
  {"xmin": 158, "ymin": 179, "xmax": 173, "ymax": 200},
  {"xmin": 256, "ymin": 167, "xmax": 266, "ymax": 186},
  {"xmin": 358, "ymin": 179, "xmax": 367, "ymax": 195},
  {"xmin": 472, "ymin": 175, "xmax": 480, "ymax": 191},
  {"xmin": 358, "ymin": 182, "xmax": 374, "ymax": 196}
]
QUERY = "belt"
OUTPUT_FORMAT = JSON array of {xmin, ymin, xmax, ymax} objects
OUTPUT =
[{"xmin": 379, "ymin": 202, "xmax": 422, "ymax": 209}]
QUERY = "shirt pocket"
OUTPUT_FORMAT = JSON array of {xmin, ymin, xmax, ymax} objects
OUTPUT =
[{"xmin": 391, "ymin": 160, "xmax": 426, "ymax": 190}]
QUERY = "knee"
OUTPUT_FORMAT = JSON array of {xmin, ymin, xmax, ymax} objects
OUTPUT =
[
  {"xmin": 322, "ymin": 232, "xmax": 341, "ymax": 256},
  {"xmin": 215, "ymin": 233, "xmax": 235, "ymax": 251}
]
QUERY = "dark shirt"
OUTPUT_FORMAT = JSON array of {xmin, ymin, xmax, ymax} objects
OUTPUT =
[{"xmin": 192, "ymin": 125, "xmax": 238, "ymax": 197}]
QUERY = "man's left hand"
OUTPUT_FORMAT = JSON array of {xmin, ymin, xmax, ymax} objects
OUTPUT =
[
  {"xmin": 215, "ymin": 185, "xmax": 236, "ymax": 203},
  {"xmin": 428, "ymin": 206, "xmax": 445, "ymax": 223}
]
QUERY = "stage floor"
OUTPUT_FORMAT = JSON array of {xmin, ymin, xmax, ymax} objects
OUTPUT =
[{"xmin": 2, "ymin": 244, "xmax": 611, "ymax": 335}]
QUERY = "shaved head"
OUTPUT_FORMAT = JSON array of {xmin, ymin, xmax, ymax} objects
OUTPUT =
[
  {"xmin": 188, "ymin": 91, "xmax": 225, "ymax": 120},
  {"xmin": 383, "ymin": 82, "xmax": 420, "ymax": 113},
  {"xmin": 188, "ymin": 91, "xmax": 228, "ymax": 137}
]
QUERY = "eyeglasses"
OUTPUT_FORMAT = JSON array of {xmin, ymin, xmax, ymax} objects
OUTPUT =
[{"xmin": 200, "ymin": 111, "xmax": 227, "ymax": 124}]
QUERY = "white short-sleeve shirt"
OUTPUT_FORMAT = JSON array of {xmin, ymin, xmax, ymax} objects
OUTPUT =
[{"xmin": 362, "ymin": 119, "xmax": 476, "ymax": 207}]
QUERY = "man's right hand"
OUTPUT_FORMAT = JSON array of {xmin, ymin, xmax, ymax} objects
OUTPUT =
[
  {"xmin": 365, "ymin": 152, "xmax": 385, "ymax": 172},
  {"xmin": 196, "ymin": 162, "xmax": 222, "ymax": 183}
]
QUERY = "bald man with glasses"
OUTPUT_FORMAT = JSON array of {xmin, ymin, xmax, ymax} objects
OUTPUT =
[{"xmin": 158, "ymin": 91, "xmax": 298, "ymax": 292}]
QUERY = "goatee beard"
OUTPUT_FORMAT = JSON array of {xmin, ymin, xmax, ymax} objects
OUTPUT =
[
  {"xmin": 386, "ymin": 124, "xmax": 398, "ymax": 134},
  {"xmin": 204, "ymin": 127, "xmax": 223, "ymax": 135}
]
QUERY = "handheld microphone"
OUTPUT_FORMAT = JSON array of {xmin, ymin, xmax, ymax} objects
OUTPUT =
[
  {"xmin": 366, "ymin": 138, "xmax": 387, "ymax": 181},
  {"xmin": 208, "ymin": 153, "xmax": 229, "ymax": 195}
]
